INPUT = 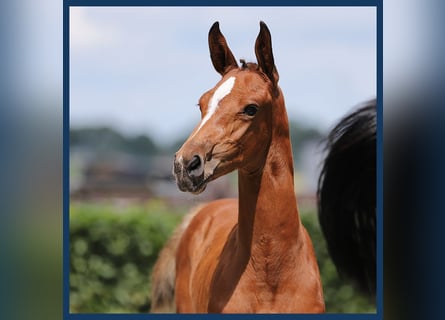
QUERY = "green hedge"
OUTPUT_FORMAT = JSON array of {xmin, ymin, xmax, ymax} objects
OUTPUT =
[
  {"xmin": 300, "ymin": 211, "xmax": 375, "ymax": 313},
  {"xmin": 70, "ymin": 200, "xmax": 375, "ymax": 313},
  {"xmin": 69, "ymin": 200, "xmax": 182, "ymax": 313}
]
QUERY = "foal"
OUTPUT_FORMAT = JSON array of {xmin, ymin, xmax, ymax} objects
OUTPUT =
[{"xmin": 166, "ymin": 21, "xmax": 324, "ymax": 313}]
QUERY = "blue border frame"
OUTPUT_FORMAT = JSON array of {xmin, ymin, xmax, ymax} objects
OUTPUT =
[
  {"xmin": 375, "ymin": 2, "xmax": 383, "ymax": 317},
  {"xmin": 67, "ymin": 0, "xmax": 378, "ymax": 6},
  {"xmin": 63, "ymin": 1, "xmax": 71, "ymax": 319},
  {"xmin": 63, "ymin": 1, "xmax": 383, "ymax": 319}
]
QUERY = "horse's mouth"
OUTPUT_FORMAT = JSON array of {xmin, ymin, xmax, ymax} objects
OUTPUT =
[
  {"xmin": 189, "ymin": 176, "xmax": 211, "ymax": 195},
  {"xmin": 176, "ymin": 174, "xmax": 212, "ymax": 195}
]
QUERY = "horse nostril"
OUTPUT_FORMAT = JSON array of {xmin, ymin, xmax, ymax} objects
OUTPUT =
[
  {"xmin": 188, "ymin": 155, "xmax": 201, "ymax": 171},
  {"xmin": 187, "ymin": 155, "xmax": 202, "ymax": 176}
]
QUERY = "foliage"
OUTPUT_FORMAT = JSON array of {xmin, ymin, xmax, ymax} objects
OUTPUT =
[
  {"xmin": 70, "ymin": 127, "xmax": 159, "ymax": 155},
  {"xmin": 69, "ymin": 200, "xmax": 182, "ymax": 313},
  {"xmin": 289, "ymin": 119, "xmax": 324, "ymax": 167},
  {"xmin": 70, "ymin": 200, "xmax": 375, "ymax": 313},
  {"xmin": 300, "ymin": 211, "xmax": 376, "ymax": 313}
]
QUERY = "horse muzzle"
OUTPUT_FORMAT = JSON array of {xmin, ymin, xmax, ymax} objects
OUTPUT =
[{"xmin": 173, "ymin": 154, "xmax": 209, "ymax": 194}]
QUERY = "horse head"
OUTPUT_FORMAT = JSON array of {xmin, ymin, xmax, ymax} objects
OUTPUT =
[{"xmin": 173, "ymin": 21, "xmax": 281, "ymax": 194}]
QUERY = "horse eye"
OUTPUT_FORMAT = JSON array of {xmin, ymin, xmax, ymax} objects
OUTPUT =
[{"xmin": 243, "ymin": 104, "xmax": 258, "ymax": 117}]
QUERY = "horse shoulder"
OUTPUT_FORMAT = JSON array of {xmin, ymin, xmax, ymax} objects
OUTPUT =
[{"xmin": 175, "ymin": 198, "xmax": 238, "ymax": 312}]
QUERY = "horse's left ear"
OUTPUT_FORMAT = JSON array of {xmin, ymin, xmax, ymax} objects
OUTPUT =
[{"xmin": 255, "ymin": 21, "xmax": 279, "ymax": 90}]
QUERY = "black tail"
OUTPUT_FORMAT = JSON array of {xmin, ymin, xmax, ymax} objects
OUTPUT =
[{"xmin": 317, "ymin": 99, "xmax": 376, "ymax": 295}]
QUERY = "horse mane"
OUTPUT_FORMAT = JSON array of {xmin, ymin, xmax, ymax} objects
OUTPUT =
[
  {"xmin": 317, "ymin": 99, "xmax": 376, "ymax": 295},
  {"xmin": 239, "ymin": 59, "xmax": 256, "ymax": 70},
  {"xmin": 238, "ymin": 59, "xmax": 275, "ymax": 91}
]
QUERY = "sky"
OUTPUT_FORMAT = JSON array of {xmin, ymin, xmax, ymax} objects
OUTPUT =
[{"xmin": 70, "ymin": 6, "xmax": 376, "ymax": 145}]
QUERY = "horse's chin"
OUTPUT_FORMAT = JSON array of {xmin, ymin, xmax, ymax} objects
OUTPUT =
[{"xmin": 190, "ymin": 184, "xmax": 207, "ymax": 195}]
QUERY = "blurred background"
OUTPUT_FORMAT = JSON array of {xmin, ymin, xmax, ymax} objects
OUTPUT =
[
  {"xmin": 2, "ymin": 1, "xmax": 445, "ymax": 320},
  {"xmin": 69, "ymin": 7, "xmax": 375, "ymax": 313},
  {"xmin": 69, "ymin": 6, "xmax": 375, "ymax": 207}
]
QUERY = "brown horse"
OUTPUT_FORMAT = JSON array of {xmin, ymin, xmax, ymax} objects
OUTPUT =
[{"xmin": 151, "ymin": 21, "xmax": 324, "ymax": 313}]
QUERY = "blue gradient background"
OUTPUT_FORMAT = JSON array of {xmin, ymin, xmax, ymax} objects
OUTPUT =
[{"xmin": 1, "ymin": 1, "xmax": 445, "ymax": 320}]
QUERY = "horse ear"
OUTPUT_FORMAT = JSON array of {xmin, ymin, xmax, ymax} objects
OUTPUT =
[
  {"xmin": 255, "ymin": 21, "xmax": 279, "ymax": 88},
  {"xmin": 208, "ymin": 22, "xmax": 238, "ymax": 75}
]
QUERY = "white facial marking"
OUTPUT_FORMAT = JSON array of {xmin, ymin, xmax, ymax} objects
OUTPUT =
[{"xmin": 192, "ymin": 76, "xmax": 236, "ymax": 137}]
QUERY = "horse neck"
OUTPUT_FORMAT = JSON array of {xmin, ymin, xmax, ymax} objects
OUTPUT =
[{"xmin": 236, "ymin": 92, "xmax": 302, "ymax": 257}]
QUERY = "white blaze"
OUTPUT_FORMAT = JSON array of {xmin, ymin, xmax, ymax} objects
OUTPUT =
[{"xmin": 192, "ymin": 76, "xmax": 236, "ymax": 137}]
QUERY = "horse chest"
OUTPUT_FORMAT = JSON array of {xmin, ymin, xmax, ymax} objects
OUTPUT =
[
  {"xmin": 210, "ymin": 280, "xmax": 297, "ymax": 313},
  {"xmin": 215, "ymin": 280, "xmax": 323, "ymax": 313},
  {"xmin": 207, "ymin": 248, "xmax": 324, "ymax": 313},
  {"xmin": 206, "ymin": 256, "xmax": 288, "ymax": 313}
]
